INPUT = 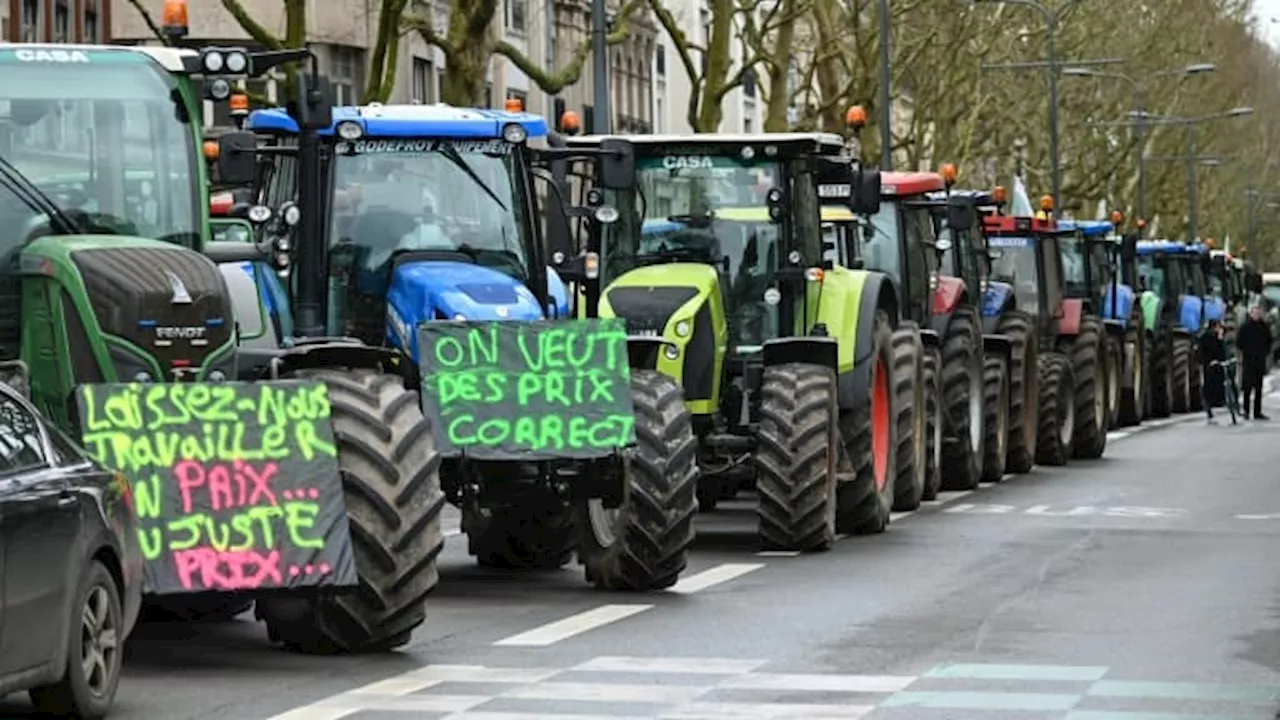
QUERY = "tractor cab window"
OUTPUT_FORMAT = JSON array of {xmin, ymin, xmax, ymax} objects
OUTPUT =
[
  {"xmin": 988, "ymin": 237, "xmax": 1039, "ymax": 316},
  {"xmin": 1184, "ymin": 256, "xmax": 1208, "ymax": 296},
  {"xmin": 861, "ymin": 201, "xmax": 901, "ymax": 283},
  {"xmin": 1089, "ymin": 241, "xmax": 1112, "ymax": 290},
  {"xmin": 618, "ymin": 154, "xmax": 791, "ymax": 346},
  {"xmin": 1060, "ymin": 233, "xmax": 1089, "ymax": 297},
  {"xmin": 328, "ymin": 139, "xmax": 531, "ymax": 284},
  {"xmin": 0, "ymin": 51, "xmax": 199, "ymax": 248}
]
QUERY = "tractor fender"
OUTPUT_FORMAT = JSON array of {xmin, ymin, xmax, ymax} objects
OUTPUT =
[
  {"xmin": 762, "ymin": 336, "xmax": 839, "ymax": 371},
  {"xmin": 258, "ymin": 339, "xmax": 416, "ymax": 386},
  {"xmin": 932, "ymin": 276, "xmax": 967, "ymax": 316},
  {"xmin": 982, "ymin": 333, "xmax": 1012, "ymax": 360},
  {"xmin": 626, "ymin": 336, "xmax": 678, "ymax": 371},
  {"xmin": 1058, "ymin": 298, "xmax": 1084, "ymax": 337},
  {"xmin": 840, "ymin": 275, "xmax": 899, "ymax": 409},
  {"xmin": 919, "ymin": 327, "xmax": 940, "ymax": 349},
  {"xmin": 1101, "ymin": 283, "xmax": 1135, "ymax": 325}
]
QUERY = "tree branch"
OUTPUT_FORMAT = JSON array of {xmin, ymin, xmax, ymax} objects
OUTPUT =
[
  {"xmin": 404, "ymin": 13, "xmax": 456, "ymax": 63},
  {"xmin": 219, "ymin": 0, "xmax": 283, "ymax": 49},
  {"xmin": 494, "ymin": 0, "xmax": 643, "ymax": 94}
]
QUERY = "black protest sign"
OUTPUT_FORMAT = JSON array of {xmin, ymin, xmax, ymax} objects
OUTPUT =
[
  {"xmin": 76, "ymin": 381, "xmax": 358, "ymax": 595},
  {"xmin": 418, "ymin": 319, "xmax": 636, "ymax": 460}
]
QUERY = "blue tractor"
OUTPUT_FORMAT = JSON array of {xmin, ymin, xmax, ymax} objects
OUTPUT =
[
  {"xmin": 1058, "ymin": 219, "xmax": 1145, "ymax": 429},
  {"xmin": 1135, "ymin": 240, "xmax": 1202, "ymax": 415},
  {"xmin": 240, "ymin": 103, "xmax": 700, "ymax": 608}
]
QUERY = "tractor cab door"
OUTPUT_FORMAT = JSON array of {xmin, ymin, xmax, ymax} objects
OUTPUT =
[
  {"xmin": 901, "ymin": 202, "xmax": 938, "ymax": 322},
  {"xmin": 1037, "ymin": 232, "xmax": 1067, "ymax": 340}
]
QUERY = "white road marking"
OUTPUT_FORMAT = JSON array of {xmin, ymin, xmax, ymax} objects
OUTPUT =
[
  {"xmin": 660, "ymin": 701, "xmax": 877, "ymax": 719},
  {"xmin": 669, "ymin": 563, "xmax": 765, "ymax": 594},
  {"xmin": 449, "ymin": 714, "xmax": 650, "ymax": 720},
  {"xmin": 718, "ymin": 672, "xmax": 916, "ymax": 693},
  {"xmin": 755, "ymin": 550, "xmax": 801, "ymax": 557},
  {"xmin": 493, "ymin": 604, "xmax": 653, "ymax": 647},
  {"xmin": 505, "ymin": 680, "xmax": 710, "ymax": 703},
  {"xmin": 574, "ymin": 656, "xmax": 769, "ymax": 674}
]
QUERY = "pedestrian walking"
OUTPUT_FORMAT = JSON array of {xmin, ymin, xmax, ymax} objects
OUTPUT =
[
  {"xmin": 1237, "ymin": 303, "xmax": 1273, "ymax": 420},
  {"xmin": 1199, "ymin": 320, "xmax": 1227, "ymax": 423}
]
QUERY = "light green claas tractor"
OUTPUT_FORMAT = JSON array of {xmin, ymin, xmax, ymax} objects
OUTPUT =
[{"xmin": 555, "ymin": 133, "xmax": 900, "ymax": 552}]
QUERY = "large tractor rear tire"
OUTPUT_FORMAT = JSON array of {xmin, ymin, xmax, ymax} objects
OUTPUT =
[
  {"xmin": 257, "ymin": 369, "xmax": 444, "ymax": 654},
  {"xmin": 1150, "ymin": 333, "xmax": 1173, "ymax": 418},
  {"xmin": 891, "ymin": 324, "xmax": 926, "ymax": 512},
  {"xmin": 1069, "ymin": 317, "xmax": 1108, "ymax": 460},
  {"xmin": 920, "ymin": 348, "xmax": 942, "ymax": 502},
  {"xmin": 463, "ymin": 506, "xmax": 575, "ymax": 570},
  {"xmin": 940, "ymin": 307, "xmax": 985, "ymax": 491},
  {"xmin": 1172, "ymin": 335, "xmax": 1192, "ymax": 413},
  {"xmin": 1105, "ymin": 335, "xmax": 1123, "ymax": 430},
  {"xmin": 980, "ymin": 354, "xmax": 1009, "ymax": 482},
  {"xmin": 997, "ymin": 310, "xmax": 1038, "ymax": 474},
  {"xmin": 580, "ymin": 370, "xmax": 697, "ymax": 589},
  {"xmin": 836, "ymin": 310, "xmax": 896, "ymax": 535},
  {"xmin": 756, "ymin": 363, "xmax": 839, "ymax": 551},
  {"xmin": 1035, "ymin": 353, "xmax": 1076, "ymax": 467},
  {"xmin": 1118, "ymin": 312, "xmax": 1146, "ymax": 426}
]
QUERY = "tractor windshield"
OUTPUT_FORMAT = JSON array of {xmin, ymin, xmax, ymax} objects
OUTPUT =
[
  {"xmin": 988, "ymin": 237, "xmax": 1040, "ymax": 315},
  {"xmin": 1137, "ymin": 255, "xmax": 1184, "ymax": 297},
  {"xmin": 0, "ymin": 49, "xmax": 199, "ymax": 246},
  {"xmin": 1183, "ymin": 256, "xmax": 1208, "ymax": 296},
  {"xmin": 329, "ymin": 138, "xmax": 531, "ymax": 281},
  {"xmin": 607, "ymin": 153, "xmax": 817, "ymax": 346}
]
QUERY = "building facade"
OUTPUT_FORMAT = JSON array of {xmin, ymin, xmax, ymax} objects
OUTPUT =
[
  {"xmin": 5, "ymin": 0, "xmax": 110, "ymax": 43},
  {"xmin": 111, "ymin": 0, "xmax": 657, "ymax": 133}
]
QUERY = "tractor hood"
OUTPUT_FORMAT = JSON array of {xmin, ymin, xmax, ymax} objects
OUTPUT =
[
  {"xmin": 386, "ymin": 261, "xmax": 569, "ymax": 359},
  {"xmin": 1178, "ymin": 293, "xmax": 1204, "ymax": 333},
  {"xmin": 600, "ymin": 262, "xmax": 720, "ymax": 335}
]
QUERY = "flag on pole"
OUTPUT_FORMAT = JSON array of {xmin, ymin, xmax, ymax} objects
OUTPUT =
[
  {"xmin": 1224, "ymin": 234, "xmax": 1232, "ymax": 253},
  {"xmin": 1011, "ymin": 175, "xmax": 1035, "ymax": 217}
]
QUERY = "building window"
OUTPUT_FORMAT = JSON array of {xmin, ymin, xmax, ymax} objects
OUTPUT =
[
  {"xmin": 655, "ymin": 96, "xmax": 664, "ymax": 133},
  {"xmin": 83, "ymin": 7, "xmax": 98, "ymax": 42},
  {"xmin": 583, "ymin": 104, "xmax": 595, "ymax": 133},
  {"xmin": 2, "ymin": 15, "xmax": 10, "ymax": 42},
  {"xmin": 54, "ymin": 2, "xmax": 69, "ymax": 43},
  {"xmin": 505, "ymin": 0, "xmax": 526, "ymax": 33},
  {"xmin": 655, "ymin": 45, "xmax": 665, "ymax": 77},
  {"xmin": 743, "ymin": 69, "xmax": 757, "ymax": 99},
  {"xmin": 744, "ymin": 115, "xmax": 753, "ymax": 133},
  {"xmin": 331, "ymin": 47, "xmax": 365, "ymax": 106},
  {"xmin": 412, "ymin": 58, "xmax": 434, "ymax": 103},
  {"xmin": 21, "ymin": 0, "xmax": 39, "ymax": 42}
]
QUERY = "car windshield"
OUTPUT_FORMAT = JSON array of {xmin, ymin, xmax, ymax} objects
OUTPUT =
[
  {"xmin": 0, "ymin": 49, "xmax": 199, "ymax": 246},
  {"xmin": 606, "ymin": 154, "xmax": 797, "ymax": 347},
  {"xmin": 329, "ymin": 138, "xmax": 530, "ymax": 281},
  {"xmin": 988, "ymin": 237, "xmax": 1039, "ymax": 315}
]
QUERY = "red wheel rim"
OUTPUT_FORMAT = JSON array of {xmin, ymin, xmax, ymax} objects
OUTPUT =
[{"xmin": 872, "ymin": 356, "xmax": 891, "ymax": 490}]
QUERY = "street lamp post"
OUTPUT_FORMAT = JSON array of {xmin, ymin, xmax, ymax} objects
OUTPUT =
[
  {"xmin": 1132, "ymin": 107, "xmax": 1253, "ymax": 244},
  {"xmin": 878, "ymin": 0, "xmax": 892, "ymax": 169},
  {"xmin": 968, "ymin": 0, "xmax": 1097, "ymax": 208},
  {"xmin": 1062, "ymin": 63, "xmax": 1216, "ymax": 224}
]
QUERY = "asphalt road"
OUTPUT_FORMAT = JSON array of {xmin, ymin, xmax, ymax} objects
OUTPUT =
[{"xmin": 9, "ymin": 388, "xmax": 1280, "ymax": 719}]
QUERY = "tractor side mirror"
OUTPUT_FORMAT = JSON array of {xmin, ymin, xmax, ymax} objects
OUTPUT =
[
  {"xmin": 851, "ymin": 169, "xmax": 882, "ymax": 215},
  {"xmin": 597, "ymin": 138, "xmax": 635, "ymax": 190},
  {"xmin": 1120, "ymin": 233, "xmax": 1138, "ymax": 263},
  {"xmin": 217, "ymin": 131, "xmax": 257, "ymax": 186},
  {"xmin": 946, "ymin": 198, "xmax": 976, "ymax": 232}
]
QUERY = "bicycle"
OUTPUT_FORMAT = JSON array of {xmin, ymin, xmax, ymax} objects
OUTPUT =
[{"xmin": 1210, "ymin": 358, "xmax": 1241, "ymax": 425}]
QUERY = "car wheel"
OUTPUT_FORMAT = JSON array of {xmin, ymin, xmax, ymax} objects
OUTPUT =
[{"xmin": 30, "ymin": 560, "xmax": 123, "ymax": 720}]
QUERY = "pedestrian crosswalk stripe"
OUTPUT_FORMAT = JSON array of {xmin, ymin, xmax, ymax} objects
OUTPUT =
[
  {"xmin": 718, "ymin": 672, "xmax": 915, "ymax": 693},
  {"xmin": 1088, "ymin": 680, "xmax": 1280, "ymax": 702},
  {"xmin": 881, "ymin": 690, "xmax": 1082, "ymax": 711},
  {"xmin": 504, "ymin": 680, "xmax": 709, "ymax": 703},
  {"xmin": 574, "ymin": 656, "xmax": 768, "ymax": 675},
  {"xmin": 1066, "ymin": 712, "xmax": 1260, "ymax": 720},
  {"xmin": 661, "ymin": 701, "xmax": 876, "ymax": 718},
  {"xmin": 925, "ymin": 662, "xmax": 1110, "ymax": 681}
]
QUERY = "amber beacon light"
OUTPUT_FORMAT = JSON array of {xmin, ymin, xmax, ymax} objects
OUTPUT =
[{"xmin": 162, "ymin": 0, "xmax": 189, "ymax": 39}]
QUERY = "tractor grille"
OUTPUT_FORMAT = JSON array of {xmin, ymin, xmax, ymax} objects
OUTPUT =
[
  {"xmin": 71, "ymin": 247, "xmax": 234, "ymax": 378},
  {"xmin": 607, "ymin": 285, "xmax": 715, "ymax": 403}
]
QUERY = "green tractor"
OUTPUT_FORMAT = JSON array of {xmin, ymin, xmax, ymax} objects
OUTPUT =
[
  {"xmin": 556, "ymin": 132, "xmax": 900, "ymax": 551},
  {"xmin": 0, "ymin": 42, "xmax": 455, "ymax": 655}
]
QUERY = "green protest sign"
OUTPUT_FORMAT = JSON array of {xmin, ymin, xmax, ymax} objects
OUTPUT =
[{"xmin": 418, "ymin": 320, "xmax": 636, "ymax": 460}]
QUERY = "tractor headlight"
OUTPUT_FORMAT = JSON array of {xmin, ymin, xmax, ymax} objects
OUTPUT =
[
  {"xmin": 207, "ymin": 78, "xmax": 232, "ymax": 101},
  {"xmin": 502, "ymin": 123, "xmax": 528, "ymax": 144},
  {"xmin": 453, "ymin": 313, "xmax": 467, "ymax": 321},
  {"xmin": 664, "ymin": 343, "xmax": 680, "ymax": 360},
  {"xmin": 336, "ymin": 121, "xmax": 364, "ymax": 140},
  {"xmin": 202, "ymin": 50, "xmax": 225, "ymax": 73},
  {"xmin": 224, "ymin": 50, "xmax": 248, "ymax": 74},
  {"xmin": 675, "ymin": 320, "xmax": 691, "ymax": 337},
  {"xmin": 134, "ymin": 371, "xmax": 153, "ymax": 383},
  {"xmin": 208, "ymin": 370, "xmax": 227, "ymax": 382}
]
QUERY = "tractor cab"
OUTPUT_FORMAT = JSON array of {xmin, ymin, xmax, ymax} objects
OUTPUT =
[
  {"xmin": 857, "ymin": 171, "xmax": 949, "ymax": 324},
  {"xmin": 923, "ymin": 188, "xmax": 997, "ymax": 312},
  {"xmin": 1186, "ymin": 242, "xmax": 1226, "ymax": 324},
  {"xmin": 1136, "ymin": 240, "xmax": 1203, "ymax": 334},
  {"xmin": 980, "ymin": 213, "xmax": 1073, "ymax": 349},
  {"xmin": 244, "ymin": 105, "xmax": 606, "ymax": 360}
]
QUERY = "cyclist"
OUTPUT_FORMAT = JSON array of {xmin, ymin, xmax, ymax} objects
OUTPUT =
[
  {"xmin": 1199, "ymin": 319, "xmax": 1227, "ymax": 423},
  {"xmin": 1237, "ymin": 303, "xmax": 1273, "ymax": 420}
]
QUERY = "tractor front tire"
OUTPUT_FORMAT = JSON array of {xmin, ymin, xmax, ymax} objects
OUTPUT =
[
  {"xmin": 891, "ymin": 324, "xmax": 926, "ymax": 511},
  {"xmin": 1172, "ymin": 335, "xmax": 1192, "ymax": 413},
  {"xmin": 836, "ymin": 310, "xmax": 897, "ymax": 535},
  {"xmin": 1150, "ymin": 333, "xmax": 1173, "ymax": 418},
  {"xmin": 1069, "ymin": 317, "xmax": 1108, "ymax": 460},
  {"xmin": 940, "ymin": 307, "xmax": 986, "ymax": 491},
  {"xmin": 1119, "ymin": 313, "xmax": 1146, "ymax": 426},
  {"xmin": 981, "ymin": 354, "xmax": 1010, "ymax": 482},
  {"xmin": 579, "ymin": 370, "xmax": 698, "ymax": 590},
  {"xmin": 1035, "ymin": 353, "xmax": 1076, "ymax": 467},
  {"xmin": 257, "ymin": 369, "xmax": 444, "ymax": 654},
  {"xmin": 756, "ymin": 363, "xmax": 840, "ymax": 551},
  {"xmin": 997, "ymin": 310, "xmax": 1038, "ymax": 474},
  {"xmin": 920, "ymin": 348, "xmax": 943, "ymax": 501}
]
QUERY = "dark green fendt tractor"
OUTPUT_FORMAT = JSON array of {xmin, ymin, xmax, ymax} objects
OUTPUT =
[
  {"xmin": 1, "ymin": 42, "xmax": 449, "ymax": 654},
  {"xmin": 556, "ymin": 132, "xmax": 902, "ymax": 552}
]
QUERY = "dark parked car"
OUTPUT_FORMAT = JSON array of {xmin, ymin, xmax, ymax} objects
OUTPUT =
[{"xmin": 0, "ymin": 377, "xmax": 142, "ymax": 718}]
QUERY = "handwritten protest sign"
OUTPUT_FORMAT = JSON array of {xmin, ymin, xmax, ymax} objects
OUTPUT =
[
  {"xmin": 76, "ymin": 381, "xmax": 358, "ymax": 595},
  {"xmin": 418, "ymin": 319, "xmax": 637, "ymax": 460}
]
